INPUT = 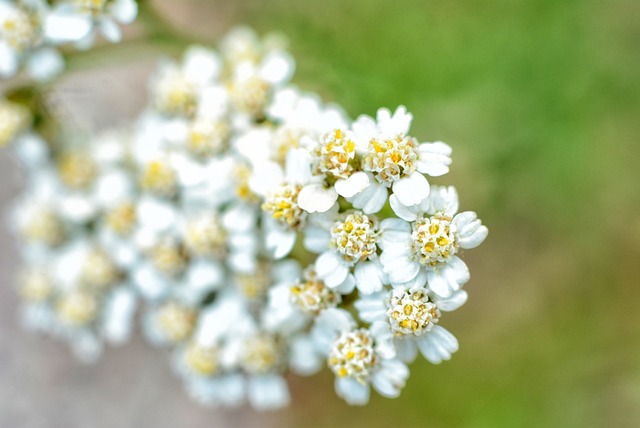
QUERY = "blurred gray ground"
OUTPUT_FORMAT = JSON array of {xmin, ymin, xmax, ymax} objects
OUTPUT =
[{"xmin": 0, "ymin": 60, "xmax": 287, "ymax": 428}]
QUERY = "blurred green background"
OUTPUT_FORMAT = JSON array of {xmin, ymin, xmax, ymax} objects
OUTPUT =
[
  {"xmin": 3, "ymin": 0, "xmax": 639, "ymax": 426},
  {"xmin": 212, "ymin": 0, "xmax": 640, "ymax": 426}
]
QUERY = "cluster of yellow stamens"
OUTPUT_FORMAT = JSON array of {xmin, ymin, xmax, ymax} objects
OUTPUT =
[
  {"xmin": 387, "ymin": 289, "xmax": 440, "ymax": 336},
  {"xmin": 0, "ymin": 100, "xmax": 30, "ymax": 147},
  {"xmin": 328, "ymin": 329, "xmax": 377, "ymax": 383},
  {"xmin": 57, "ymin": 152, "xmax": 97, "ymax": 190},
  {"xmin": 2, "ymin": 9, "xmax": 38, "ymax": 51},
  {"xmin": 261, "ymin": 183, "xmax": 305, "ymax": 229},
  {"xmin": 23, "ymin": 208, "xmax": 65, "ymax": 246},
  {"xmin": 184, "ymin": 341, "xmax": 219, "ymax": 376},
  {"xmin": 363, "ymin": 134, "xmax": 418, "ymax": 185},
  {"xmin": 241, "ymin": 335, "xmax": 281, "ymax": 375},
  {"xmin": 151, "ymin": 241, "xmax": 189, "ymax": 277},
  {"xmin": 313, "ymin": 129, "xmax": 357, "ymax": 179},
  {"xmin": 156, "ymin": 302, "xmax": 197, "ymax": 343},
  {"xmin": 234, "ymin": 164, "xmax": 258, "ymax": 202},
  {"xmin": 230, "ymin": 77, "xmax": 270, "ymax": 117},
  {"xmin": 184, "ymin": 214, "xmax": 226, "ymax": 258},
  {"xmin": 187, "ymin": 119, "xmax": 229, "ymax": 158},
  {"xmin": 154, "ymin": 73, "xmax": 198, "ymax": 117},
  {"xmin": 410, "ymin": 214, "xmax": 458, "ymax": 267},
  {"xmin": 330, "ymin": 212, "xmax": 379, "ymax": 263},
  {"xmin": 56, "ymin": 290, "xmax": 99, "ymax": 327},
  {"xmin": 290, "ymin": 268, "xmax": 340, "ymax": 315},
  {"xmin": 105, "ymin": 202, "xmax": 136, "ymax": 236},
  {"xmin": 81, "ymin": 249, "xmax": 120, "ymax": 290},
  {"xmin": 140, "ymin": 160, "xmax": 177, "ymax": 198},
  {"xmin": 75, "ymin": 0, "xmax": 107, "ymax": 14}
]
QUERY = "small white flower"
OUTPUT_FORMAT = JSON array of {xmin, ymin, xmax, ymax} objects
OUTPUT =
[
  {"xmin": 355, "ymin": 287, "xmax": 464, "ymax": 364},
  {"xmin": 379, "ymin": 186, "xmax": 488, "ymax": 297},
  {"xmin": 313, "ymin": 309, "xmax": 409, "ymax": 405},
  {"xmin": 345, "ymin": 106, "xmax": 453, "ymax": 214}
]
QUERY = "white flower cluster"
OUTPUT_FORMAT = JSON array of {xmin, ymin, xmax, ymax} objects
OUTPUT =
[
  {"xmin": 2, "ymin": 26, "xmax": 487, "ymax": 409},
  {"xmin": 0, "ymin": 0, "xmax": 137, "ymax": 81}
]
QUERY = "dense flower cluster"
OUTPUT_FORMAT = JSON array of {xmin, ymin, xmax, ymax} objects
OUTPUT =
[
  {"xmin": 0, "ymin": 0, "xmax": 138, "ymax": 81},
  {"xmin": 1, "ymin": 26, "xmax": 487, "ymax": 409}
]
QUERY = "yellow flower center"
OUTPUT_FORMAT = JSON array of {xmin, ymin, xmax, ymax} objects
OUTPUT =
[
  {"xmin": 56, "ymin": 291, "xmax": 99, "ymax": 326},
  {"xmin": 314, "ymin": 129, "xmax": 357, "ymax": 179},
  {"xmin": 387, "ymin": 289, "xmax": 440, "ymax": 336},
  {"xmin": 328, "ymin": 329, "xmax": 377, "ymax": 383},
  {"xmin": 140, "ymin": 160, "xmax": 177, "ymax": 197},
  {"xmin": 58, "ymin": 152, "xmax": 97, "ymax": 190},
  {"xmin": 363, "ymin": 134, "xmax": 418, "ymax": 185},
  {"xmin": 184, "ymin": 342, "xmax": 219, "ymax": 376},
  {"xmin": 261, "ymin": 183, "xmax": 306, "ymax": 229},
  {"xmin": 410, "ymin": 214, "xmax": 458, "ymax": 267},
  {"xmin": 241, "ymin": 335, "xmax": 281, "ymax": 374},
  {"xmin": 157, "ymin": 303, "xmax": 196, "ymax": 343},
  {"xmin": 330, "ymin": 212, "xmax": 379, "ymax": 263}
]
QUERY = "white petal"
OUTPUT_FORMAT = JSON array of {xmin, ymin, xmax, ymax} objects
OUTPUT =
[
  {"xmin": 371, "ymin": 321, "xmax": 395, "ymax": 359},
  {"xmin": 248, "ymin": 374, "xmax": 290, "ymax": 410},
  {"xmin": 335, "ymin": 377, "xmax": 370, "ymax": 405},
  {"xmin": 434, "ymin": 289, "xmax": 468, "ymax": 312},
  {"xmin": 289, "ymin": 336, "xmax": 323, "ymax": 375},
  {"xmin": 371, "ymin": 358, "xmax": 409, "ymax": 398},
  {"xmin": 298, "ymin": 184, "xmax": 338, "ymax": 213},
  {"xmin": 111, "ymin": 0, "xmax": 138, "ymax": 24},
  {"xmin": 26, "ymin": 48, "xmax": 64, "ymax": 81},
  {"xmin": 354, "ymin": 293, "xmax": 388, "ymax": 323},
  {"xmin": 45, "ymin": 11, "xmax": 92, "ymax": 42},
  {"xmin": 334, "ymin": 171, "xmax": 370, "ymax": 198},
  {"xmin": 354, "ymin": 260, "xmax": 385, "ymax": 295},
  {"xmin": 417, "ymin": 142, "xmax": 452, "ymax": 177},
  {"xmin": 378, "ymin": 105, "xmax": 412, "ymax": 136},
  {"xmin": 248, "ymin": 161, "xmax": 283, "ymax": 196},
  {"xmin": 392, "ymin": 172, "xmax": 430, "ymax": 207},
  {"xmin": 0, "ymin": 41, "xmax": 18, "ymax": 78},
  {"xmin": 266, "ymin": 227, "xmax": 296, "ymax": 259},
  {"xmin": 393, "ymin": 338, "xmax": 418, "ymax": 363},
  {"xmin": 389, "ymin": 194, "xmax": 421, "ymax": 221},
  {"xmin": 453, "ymin": 211, "xmax": 488, "ymax": 249},
  {"xmin": 417, "ymin": 326, "xmax": 458, "ymax": 364},
  {"xmin": 302, "ymin": 226, "xmax": 331, "ymax": 253},
  {"xmin": 99, "ymin": 18, "xmax": 121, "ymax": 43},
  {"xmin": 259, "ymin": 51, "xmax": 295, "ymax": 84},
  {"xmin": 379, "ymin": 218, "xmax": 411, "ymax": 249},
  {"xmin": 184, "ymin": 46, "xmax": 220, "ymax": 85},
  {"xmin": 350, "ymin": 181, "xmax": 387, "ymax": 214}
]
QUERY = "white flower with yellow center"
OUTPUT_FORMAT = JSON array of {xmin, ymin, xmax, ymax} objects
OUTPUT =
[
  {"xmin": 227, "ymin": 41, "xmax": 294, "ymax": 119},
  {"xmin": 149, "ymin": 47, "xmax": 221, "ymax": 117},
  {"xmin": 263, "ymin": 265, "xmax": 339, "ymax": 334},
  {"xmin": 44, "ymin": 0, "xmax": 137, "ymax": 47},
  {"xmin": 345, "ymin": 106, "xmax": 453, "ymax": 214},
  {"xmin": 356, "ymin": 287, "xmax": 466, "ymax": 364},
  {"xmin": 183, "ymin": 213, "xmax": 227, "ymax": 258},
  {"xmin": 139, "ymin": 158, "xmax": 177, "ymax": 198},
  {"xmin": 313, "ymin": 308, "xmax": 409, "ymax": 405},
  {"xmin": 0, "ymin": 0, "xmax": 63, "ymax": 80},
  {"xmin": 311, "ymin": 211, "xmax": 387, "ymax": 295},
  {"xmin": 144, "ymin": 301, "xmax": 197, "ymax": 346},
  {"xmin": 80, "ymin": 248, "xmax": 121, "ymax": 290},
  {"xmin": 250, "ymin": 148, "xmax": 337, "ymax": 259},
  {"xmin": 379, "ymin": 186, "xmax": 488, "ymax": 297}
]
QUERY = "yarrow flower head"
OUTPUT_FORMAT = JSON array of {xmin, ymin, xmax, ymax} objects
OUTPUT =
[{"xmin": 3, "ymin": 24, "xmax": 488, "ymax": 411}]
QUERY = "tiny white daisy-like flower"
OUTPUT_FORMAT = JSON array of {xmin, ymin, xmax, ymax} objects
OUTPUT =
[
  {"xmin": 355, "ymin": 287, "xmax": 466, "ymax": 364},
  {"xmin": 263, "ymin": 266, "xmax": 340, "ymax": 334},
  {"xmin": 379, "ymin": 186, "xmax": 488, "ymax": 297},
  {"xmin": 312, "ymin": 210, "xmax": 387, "ymax": 295},
  {"xmin": 44, "ymin": 0, "xmax": 138, "ymax": 47},
  {"xmin": 149, "ymin": 46, "xmax": 221, "ymax": 117},
  {"xmin": 250, "ymin": 148, "xmax": 337, "ymax": 258},
  {"xmin": 314, "ymin": 308, "xmax": 409, "ymax": 405},
  {"xmin": 144, "ymin": 301, "xmax": 198, "ymax": 347},
  {"xmin": 347, "ymin": 106, "xmax": 453, "ymax": 214},
  {"xmin": 0, "ymin": 0, "xmax": 64, "ymax": 81}
]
